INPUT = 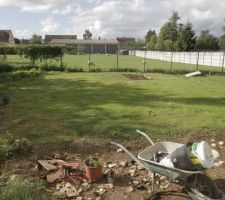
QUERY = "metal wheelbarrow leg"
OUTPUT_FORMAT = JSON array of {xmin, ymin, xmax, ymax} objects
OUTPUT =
[{"xmin": 110, "ymin": 141, "xmax": 156, "ymax": 192}]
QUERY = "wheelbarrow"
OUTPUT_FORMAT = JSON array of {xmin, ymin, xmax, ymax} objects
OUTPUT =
[{"xmin": 110, "ymin": 130, "xmax": 224, "ymax": 200}]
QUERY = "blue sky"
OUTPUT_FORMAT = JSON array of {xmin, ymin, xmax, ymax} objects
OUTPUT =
[{"xmin": 0, "ymin": 0, "xmax": 224, "ymax": 39}]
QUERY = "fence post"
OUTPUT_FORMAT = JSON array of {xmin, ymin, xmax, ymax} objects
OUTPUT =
[
  {"xmin": 117, "ymin": 51, "xmax": 119, "ymax": 70},
  {"xmin": 170, "ymin": 51, "xmax": 173, "ymax": 71},
  {"xmin": 222, "ymin": 51, "xmax": 225, "ymax": 74},
  {"xmin": 143, "ymin": 47, "xmax": 147, "ymax": 73},
  {"xmin": 196, "ymin": 51, "xmax": 199, "ymax": 71}
]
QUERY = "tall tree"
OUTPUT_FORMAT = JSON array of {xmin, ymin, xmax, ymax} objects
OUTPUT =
[
  {"xmin": 219, "ymin": 18, "xmax": 225, "ymax": 50},
  {"xmin": 83, "ymin": 29, "xmax": 92, "ymax": 40},
  {"xmin": 145, "ymin": 29, "xmax": 156, "ymax": 43},
  {"xmin": 196, "ymin": 30, "xmax": 219, "ymax": 51},
  {"xmin": 156, "ymin": 11, "xmax": 181, "ymax": 51},
  {"xmin": 176, "ymin": 22, "xmax": 196, "ymax": 51},
  {"xmin": 30, "ymin": 34, "xmax": 42, "ymax": 44},
  {"xmin": 147, "ymin": 35, "xmax": 157, "ymax": 50},
  {"xmin": 159, "ymin": 11, "xmax": 181, "ymax": 42}
]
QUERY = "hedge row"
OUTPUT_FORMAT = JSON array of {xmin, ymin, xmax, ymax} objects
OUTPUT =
[{"xmin": 0, "ymin": 45, "xmax": 64, "ymax": 66}]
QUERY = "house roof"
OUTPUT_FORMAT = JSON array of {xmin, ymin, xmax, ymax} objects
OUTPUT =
[
  {"xmin": 0, "ymin": 30, "xmax": 13, "ymax": 43},
  {"xmin": 45, "ymin": 35, "xmax": 77, "ymax": 43},
  {"xmin": 49, "ymin": 39, "xmax": 76, "ymax": 44},
  {"xmin": 117, "ymin": 37, "xmax": 135, "ymax": 43}
]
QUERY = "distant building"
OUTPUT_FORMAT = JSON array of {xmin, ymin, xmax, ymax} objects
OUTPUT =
[
  {"xmin": 44, "ymin": 35, "xmax": 77, "ymax": 44},
  {"xmin": 0, "ymin": 30, "xmax": 15, "ymax": 45},
  {"xmin": 117, "ymin": 37, "xmax": 135, "ymax": 51},
  {"xmin": 75, "ymin": 39, "xmax": 119, "ymax": 54}
]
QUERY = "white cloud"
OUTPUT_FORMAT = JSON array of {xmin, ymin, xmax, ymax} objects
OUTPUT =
[
  {"xmin": 0, "ymin": 0, "xmax": 77, "ymax": 14},
  {"xmin": 66, "ymin": 0, "xmax": 225, "ymax": 38},
  {"xmin": 40, "ymin": 17, "xmax": 59, "ymax": 33},
  {"xmin": 14, "ymin": 29, "xmax": 33, "ymax": 39},
  {"xmin": 0, "ymin": 0, "xmax": 224, "ymax": 38}
]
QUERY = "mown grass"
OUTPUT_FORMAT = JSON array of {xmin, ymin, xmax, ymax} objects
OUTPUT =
[
  {"xmin": 4, "ymin": 54, "xmax": 223, "ymax": 74},
  {"xmin": 0, "ymin": 72, "xmax": 225, "ymax": 147}
]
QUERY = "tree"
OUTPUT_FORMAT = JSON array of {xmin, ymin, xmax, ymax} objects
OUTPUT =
[
  {"xmin": 159, "ymin": 11, "xmax": 181, "ymax": 42},
  {"xmin": 134, "ymin": 39, "xmax": 146, "ymax": 49},
  {"xmin": 219, "ymin": 36, "xmax": 225, "ymax": 50},
  {"xmin": 156, "ymin": 11, "xmax": 181, "ymax": 51},
  {"xmin": 83, "ymin": 29, "xmax": 92, "ymax": 40},
  {"xmin": 176, "ymin": 22, "xmax": 196, "ymax": 51},
  {"xmin": 196, "ymin": 30, "xmax": 219, "ymax": 51},
  {"xmin": 219, "ymin": 18, "xmax": 225, "ymax": 50},
  {"xmin": 30, "ymin": 34, "xmax": 42, "ymax": 44},
  {"xmin": 147, "ymin": 35, "xmax": 157, "ymax": 50},
  {"xmin": 145, "ymin": 29, "xmax": 156, "ymax": 43},
  {"xmin": 14, "ymin": 38, "xmax": 20, "ymax": 44}
]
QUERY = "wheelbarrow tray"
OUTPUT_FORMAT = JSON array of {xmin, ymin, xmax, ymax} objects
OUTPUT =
[{"xmin": 138, "ymin": 141, "xmax": 201, "ymax": 180}]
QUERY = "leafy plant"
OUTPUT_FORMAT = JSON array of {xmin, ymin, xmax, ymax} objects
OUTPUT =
[{"xmin": 85, "ymin": 157, "xmax": 102, "ymax": 167}]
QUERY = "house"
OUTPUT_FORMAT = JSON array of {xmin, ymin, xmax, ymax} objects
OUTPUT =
[
  {"xmin": 44, "ymin": 35, "xmax": 77, "ymax": 44},
  {"xmin": 75, "ymin": 39, "xmax": 119, "ymax": 54},
  {"xmin": 117, "ymin": 37, "xmax": 135, "ymax": 51},
  {"xmin": 0, "ymin": 30, "xmax": 15, "ymax": 45}
]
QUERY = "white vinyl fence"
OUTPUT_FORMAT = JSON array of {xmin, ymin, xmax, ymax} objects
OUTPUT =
[{"xmin": 129, "ymin": 50, "xmax": 225, "ymax": 68}]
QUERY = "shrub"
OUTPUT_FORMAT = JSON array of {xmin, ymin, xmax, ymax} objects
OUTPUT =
[
  {"xmin": 109, "ymin": 68, "xmax": 139, "ymax": 72},
  {"xmin": 0, "ymin": 134, "xmax": 32, "ymax": 162},
  {"xmin": 40, "ymin": 63, "xmax": 65, "ymax": 72},
  {"xmin": 2, "ymin": 177, "xmax": 50, "ymax": 200},
  {"xmin": 65, "ymin": 67, "xmax": 84, "ymax": 72},
  {"xmin": 89, "ymin": 68, "xmax": 102, "ymax": 72},
  {"xmin": 0, "ymin": 62, "xmax": 15, "ymax": 73}
]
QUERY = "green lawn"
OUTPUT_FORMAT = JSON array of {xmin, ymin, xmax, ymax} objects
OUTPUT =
[
  {"xmin": 4, "ymin": 54, "xmax": 223, "ymax": 73},
  {"xmin": 1, "ymin": 72, "xmax": 225, "ymax": 146}
]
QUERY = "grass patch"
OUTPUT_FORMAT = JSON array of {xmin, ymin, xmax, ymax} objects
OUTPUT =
[
  {"xmin": 1, "ymin": 72, "xmax": 225, "ymax": 147},
  {"xmin": 1, "ymin": 177, "xmax": 50, "ymax": 200}
]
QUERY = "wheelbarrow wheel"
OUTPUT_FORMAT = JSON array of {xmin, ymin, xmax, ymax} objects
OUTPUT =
[{"xmin": 186, "ymin": 173, "xmax": 222, "ymax": 199}]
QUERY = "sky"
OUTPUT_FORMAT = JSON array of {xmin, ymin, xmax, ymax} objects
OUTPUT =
[{"xmin": 0, "ymin": 0, "xmax": 224, "ymax": 39}]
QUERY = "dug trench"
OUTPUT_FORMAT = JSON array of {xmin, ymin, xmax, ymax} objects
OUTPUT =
[{"xmin": 0, "ymin": 132, "xmax": 225, "ymax": 200}]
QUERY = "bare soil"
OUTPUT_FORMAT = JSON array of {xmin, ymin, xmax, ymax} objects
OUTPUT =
[{"xmin": 1, "ymin": 132, "xmax": 225, "ymax": 200}]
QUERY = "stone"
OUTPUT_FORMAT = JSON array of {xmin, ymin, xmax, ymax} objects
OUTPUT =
[
  {"xmin": 211, "ymin": 143, "xmax": 217, "ymax": 148},
  {"xmin": 97, "ymin": 188, "xmax": 106, "ymax": 196},
  {"xmin": 117, "ymin": 148, "xmax": 123, "ymax": 153},
  {"xmin": 77, "ymin": 188, "xmax": 83, "ymax": 195},
  {"xmin": 101, "ymin": 183, "xmax": 114, "ymax": 189},
  {"xmin": 81, "ymin": 183, "xmax": 89, "ymax": 188},
  {"xmin": 218, "ymin": 141, "xmax": 224, "ymax": 146},
  {"xmin": 54, "ymin": 153, "xmax": 61, "ymax": 159},
  {"xmin": 66, "ymin": 187, "xmax": 78, "ymax": 197},
  {"xmin": 65, "ymin": 182, "xmax": 72, "ymax": 188},
  {"xmin": 53, "ymin": 191, "xmax": 67, "ymax": 199},
  {"xmin": 132, "ymin": 180, "xmax": 140, "ymax": 186},
  {"xmin": 119, "ymin": 161, "xmax": 127, "ymax": 167},
  {"xmin": 76, "ymin": 197, "xmax": 83, "ymax": 200},
  {"xmin": 137, "ymin": 165, "xmax": 144, "ymax": 170},
  {"xmin": 129, "ymin": 169, "xmax": 136, "ymax": 177},
  {"xmin": 127, "ymin": 186, "xmax": 134, "ymax": 192},
  {"xmin": 211, "ymin": 139, "xmax": 215, "ymax": 143},
  {"xmin": 108, "ymin": 163, "xmax": 117, "ymax": 168},
  {"xmin": 215, "ymin": 160, "xmax": 225, "ymax": 167}
]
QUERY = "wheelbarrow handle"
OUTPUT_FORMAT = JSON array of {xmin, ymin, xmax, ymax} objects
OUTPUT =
[
  {"xmin": 110, "ymin": 141, "xmax": 149, "ymax": 170},
  {"xmin": 136, "ymin": 130, "xmax": 155, "ymax": 146}
]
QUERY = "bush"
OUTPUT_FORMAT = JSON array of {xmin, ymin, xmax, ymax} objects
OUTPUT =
[
  {"xmin": 40, "ymin": 63, "xmax": 65, "ymax": 72},
  {"xmin": 2, "ymin": 177, "xmax": 50, "ymax": 200},
  {"xmin": 89, "ymin": 68, "xmax": 102, "ymax": 72},
  {"xmin": 65, "ymin": 67, "xmax": 83, "ymax": 72},
  {"xmin": 109, "ymin": 68, "xmax": 139, "ymax": 72},
  {"xmin": 0, "ymin": 134, "xmax": 32, "ymax": 162},
  {"xmin": 0, "ymin": 62, "xmax": 15, "ymax": 73}
]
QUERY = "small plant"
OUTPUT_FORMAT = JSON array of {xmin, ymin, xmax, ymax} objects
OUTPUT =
[{"xmin": 85, "ymin": 157, "xmax": 101, "ymax": 167}]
